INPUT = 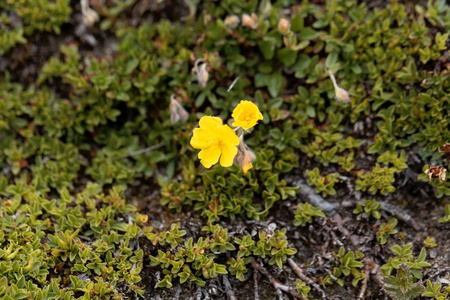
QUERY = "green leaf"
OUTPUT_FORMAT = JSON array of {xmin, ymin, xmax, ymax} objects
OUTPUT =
[{"xmin": 259, "ymin": 37, "xmax": 277, "ymax": 60}]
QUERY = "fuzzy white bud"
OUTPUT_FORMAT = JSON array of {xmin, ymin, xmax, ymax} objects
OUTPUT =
[
  {"xmin": 278, "ymin": 18, "xmax": 290, "ymax": 35},
  {"xmin": 224, "ymin": 15, "xmax": 240, "ymax": 29},
  {"xmin": 242, "ymin": 13, "xmax": 258, "ymax": 30}
]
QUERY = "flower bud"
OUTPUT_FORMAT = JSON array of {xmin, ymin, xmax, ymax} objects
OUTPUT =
[
  {"xmin": 328, "ymin": 70, "xmax": 350, "ymax": 103},
  {"xmin": 242, "ymin": 13, "xmax": 258, "ymax": 30},
  {"xmin": 224, "ymin": 15, "xmax": 240, "ymax": 29},
  {"xmin": 139, "ymin": 214, "xmax": 148, "ymax": 223},
  {"xmin": 277, "ymin": 18, "xmax": 290, "ymax": 35}
]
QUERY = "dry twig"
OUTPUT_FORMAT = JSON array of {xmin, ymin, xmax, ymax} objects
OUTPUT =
[
  {"xmin": 253, "ymin": 270, "xmax": 260, "ymax": 300},
  {"xmin": 337, "ymin": 174, "xmax": 362, "ymax": 201},
  {"xmin": 171, "ymin": 284, "xmax": 182, "ymax": 300},
  {"xmin": 368, "ymin": 260, "xmax": 383, "ymax": 287},
  {"xmin": 357, "ymin": 260, "xmax": 371, "ymax": 300},
  {"xmin": 357, "ymin": 258, "xmax": 384, "ymax": 300},
  {"xmin": 276, "ymin": 288, "xmax": 284, "ymax": 300},
  {"xmin": 287, "ymin": 258, "xmax": 328, "ymax": 299},
  {"xmin": 380, "ymin": 202, "xmax": 423, "ymax": 231},
  {"xmin": 116, "ymin": 143, "xmax": 164, "ymax": 159},
  {"xmin": 195, "ymin": 287, "xmax": 203, "ymax": 300},
  {"xmin": 222, "ymin": 275, "xmax": 237, "ymax": 300},
  {"xmin": 227, "ymin": 76, "xmax": 240, "ymax": 92},
  {"xmin": 251, "ymin": 258, "xmax": 303, "ymax": 299},
  {"xmin": 297, "ymin": 180, "xmax": 339, "ymax": 216}
]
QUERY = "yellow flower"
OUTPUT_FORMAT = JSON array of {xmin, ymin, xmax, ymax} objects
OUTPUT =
[
  {"xmin": 139, "ymin": 214, "xmax": 148, "ymax": 223},
  {"xmin": 231, "ymin": 100, "xmax": 263, "ymax": 130},
  {"xmin": 190, "ymin": 116, "xmax": 240, "ymax": 168}
]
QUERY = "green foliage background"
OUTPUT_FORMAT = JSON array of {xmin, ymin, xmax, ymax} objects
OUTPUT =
[{"xmin": 0, "ymin": 0, "xmax": 449, "ymax": 298}]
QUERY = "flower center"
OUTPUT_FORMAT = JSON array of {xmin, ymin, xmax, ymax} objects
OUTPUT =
[
  {"xmin": 206, "ymin": 136, "xmax": 219, "ymax": 148},
  {"xmin": 242, "ymin": 112, "xmax": 253, "ymax": 122}
]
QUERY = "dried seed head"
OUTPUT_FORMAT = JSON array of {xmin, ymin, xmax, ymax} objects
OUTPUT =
[
  {"xmin": 438, "ymin": 142, "xmax": 450, "ymax": 160},
  {"xmin": 242, "ymin": 13, "xmax": 258, "ymax": 30},
  {"xmin": 440, "ymin": 169, "xmax": 447, "ymax": 183},
  {"xmin": 236, "ymin": 137, "xmax": 256, "ymax": 174},
  {"xmin": 198, "ymin": 64, "xmax": 209, "ymax": 87},
  {"xmin": 328, "ymin": 70, "xmax": 350, "ymax": 103},
  {"xmin": 83, "ymin": 9, "xmax": 99, "ymax": 27},
  {"xmin": 439, "ymin": 142, "xmax": 450, "ymax": 153},
  {"xmin": 277, "ymin": 18, "xmax": 291, "ymax": 35},
  {"xmin": 194, "ymin": 58, "xmax": 209, "ymax": 88},
  {"xmin": 224, "ymin": 15, "xmax": 240, "ymax": 29},
  {"xmin": 425, "ymin": 166, "xmax": 447, "ymax": 183},
  {"xmin": 335, "ymin": 87, "xmax": 350, "ymax": 103},
  {"xmin": 81, "ymin": 0, "xmax": 99, "ymax": 27},
  {"xmin": 169, "ymin": 94, "xmax": 189, "ymax": 123}
]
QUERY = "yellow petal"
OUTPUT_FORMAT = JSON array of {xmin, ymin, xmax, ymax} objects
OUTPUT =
[
  {"xmin": 231, "ymin": 100, "xmax": 245, "ymax": 119},
  {"xmin": 220, "ymin": 125, "xmax": 240, "ymax": 145},
  {"xmin": 198, "ymin": 145, "xmax": 221, "ymax": 168},
  {"xmin": 218, "ymin": 125, "xmax": 239, "ymax": 167},
  {"xmin": 190, "ymin": 128, "xmax": 214, "ymax": 149},
  {"xmin": 190, "ymin": 116, "xmax": 223, "ymax": 149},
  {"xmin": 256, "ymin": 111, "xmax": 263, "ymax": 121},
  {"xmin": 199, "ymin": 116, "xmax": 222, "ymax": 130},
  {"xmin": 242, "ymin": 162, "xmax": 253, "ymax": 174},
  {"xmin": 219, "ymin": 143, "xmax": 238, "ymax": 167}
]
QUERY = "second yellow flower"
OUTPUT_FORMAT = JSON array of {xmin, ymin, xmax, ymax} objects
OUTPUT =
[{"xmin": 232, "ymin": 100, "xmax": 263, "ymax": 130}]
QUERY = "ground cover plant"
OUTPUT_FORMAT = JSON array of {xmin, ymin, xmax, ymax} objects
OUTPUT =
[{"xmin": 0, "ymin": 0, "xmax": 449, "ymax": 299}]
